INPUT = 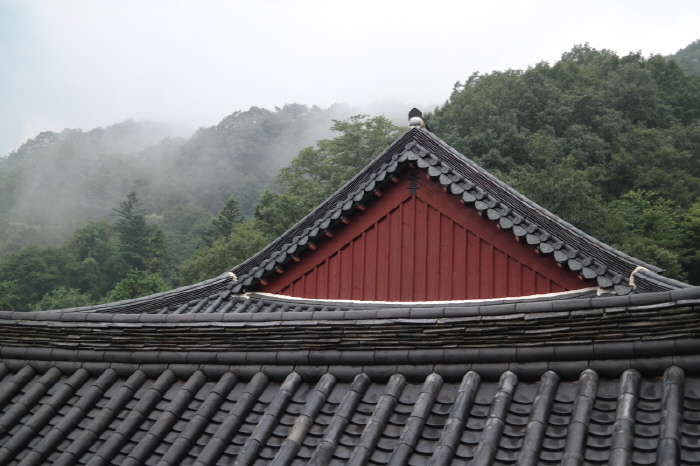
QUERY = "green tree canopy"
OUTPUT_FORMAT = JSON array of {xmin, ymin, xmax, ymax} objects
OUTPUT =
[
  {"xmin": 207, "ymin": 197, "xmax": 244, "ymax": 244},
  {"xmin": 33, "ymin": 286, "xmax": 93, "ymax": 311},
  {"xmin": 667, "ymin": 39, "xmax": 700, "ymax": 75},
  {"xmin": 255, "ymin": 115, "xmax": 401, "ymax": 238},
  {"xmin": 106, "ymin": 270, "xmax": 168, "ymax": 302},
  {"xmin": 179, "ymin": 222, "xmax": 269, "ymax": 284}
]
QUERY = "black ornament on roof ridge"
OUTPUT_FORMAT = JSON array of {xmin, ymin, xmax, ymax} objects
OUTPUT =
[{"xmin": 408, "ymin": 108, "xmax": 431, "ymax": 131}]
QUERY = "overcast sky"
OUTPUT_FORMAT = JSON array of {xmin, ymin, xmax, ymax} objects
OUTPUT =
[{"xmin": 1, "ymin": 0, "xmax": 698, "ymax": 156}]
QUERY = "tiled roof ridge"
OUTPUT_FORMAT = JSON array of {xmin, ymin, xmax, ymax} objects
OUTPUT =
[
  {"xmin": 228, "ymin": 131, "xmax": 418, "ymax": 281},
  {"xmin": 225, "ymin": 128, "xmax": 688, "ymax": 296},
  {"xmin": 2, "ymin": 287, "xmax": 698, "ymax": 361},
  {"xmin": 412, "ymin": 131, "xmax": 662, "ymax": 271},
  {"xmin": 10, "ymin": 285, "xmax": 700, "ymax": 320}
]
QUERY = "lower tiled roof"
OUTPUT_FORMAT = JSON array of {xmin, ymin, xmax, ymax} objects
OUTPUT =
[
  {"xmin": 0, "ymin": 360, "xmax": 697, "ymax": 466},
  {"xmin": 2, "ymin": 287, "xmax": 699, "ymax": 465}
]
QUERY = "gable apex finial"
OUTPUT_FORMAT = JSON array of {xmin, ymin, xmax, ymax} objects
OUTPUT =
[{"xmin": 408, "ymin": 108, "xmax": 430, "ymax": 131}]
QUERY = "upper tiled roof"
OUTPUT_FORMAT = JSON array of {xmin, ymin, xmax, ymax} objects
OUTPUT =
[
  {"xmin": 34, "ymin": 126, "xmax": 690, "ymax": 317},
  {"xmin": 226, "ymin": 128, "xmax": 689, "ymax": 297}
]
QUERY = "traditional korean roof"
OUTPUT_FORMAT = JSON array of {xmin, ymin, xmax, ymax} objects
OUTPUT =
[
  {"xmin": 2, "ymin": 286, "xmax": 700, "ymax": 466},
  {"xmin": 2, "ymin": 121, "xmax": 699, "ymax": 466},
  {"xmin": 227, "ymin": 127, "xmax": 689, "ymax": 297},
  {"xmin": 33, "ymin": 126, "xmax": 687, "ymax": 317}
]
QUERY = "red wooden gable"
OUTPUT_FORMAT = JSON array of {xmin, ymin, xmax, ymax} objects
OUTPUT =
[{"xmin": 254, "ymin": 168, "xmax": 590, "ymax": 300}]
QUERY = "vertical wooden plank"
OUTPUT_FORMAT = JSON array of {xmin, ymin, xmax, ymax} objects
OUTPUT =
[
  {"xmin": 337, "ymin": 245, "xmax": 349, "ymax": 300},
  {"xmin": 438, "ymin": 213, "xmax": 454, "ymax": 299},
  {"xmin": 425, "ymin": 205, "xmax": 442, "ymax": 301},
  {"xmin": 321, "ymin": 261, "xmax": 330, "ymax": 299},
  {"xmin": 466, "ymin": 231, "xmax": 479, "ymax": 299},
  {"xmin": 376, "ymin": 213, "xmax": 391, "ymax": 301},
  {"xmin": 330, "ymin": 253, "xmax": 342, "ymax": 298},
  {"xmin": 387, "ymin": 205, "xmax": 402, "ymax": 301},
  {"xmin": 452, "ymin": 222, "xmax": 467, "ymax": 300},
  {"xmin": 508, "ymin": 257, "xmax": 521, "ymax": 297},
  {"xmin": 400, "ymin": 197, "xmax": 416, "ymax": 301},
  {"xmin": 363, "ymin": 225, "xmax": 378, "ymax": 301},
  {"xmin": 480, "ymin": 239, "xmax": 493, "ymax": 298},
  {"xmin": 493, "ymin": 248, "xmax": 508, "ymax": 298},
  {"xmin": 521, "ymin": 265, "xmax": 535, "ymax": 296},
  {"xmin": 535, "ymin": 273, "xmax": 550, "ymax": 295},
  {"xmin": 295, "ymin": 278, "xmax": 303, "ymax": 297},
  {"xmin": 306, "ymin": 264, "xmax": 323, "ymax": 298},
  {"xmin": 351, "ymin": 232, "xmax": 366, "ymax": 299},
  {"xmin": 413, "ymin": 197, "xmax": 429, "ymax": 301}
]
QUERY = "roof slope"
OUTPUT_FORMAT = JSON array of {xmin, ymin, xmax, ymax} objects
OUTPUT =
[
  {"xmin": 0, "ymin": 360, "xmax": 699, "ymax": 466},
  {"xmin": 2, "ymin": 273, "xmax": 700, "ymax": 466}
]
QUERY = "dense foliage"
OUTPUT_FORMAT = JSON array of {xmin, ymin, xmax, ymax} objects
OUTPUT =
[
  {"xmin": 182, "ymin": 115, "xmax": 401, "ymax": 281},
  {"xmin": 1, "ymin": 42, "xmax": 699, "ymax": 311},
  {"xmin": 429, "ymin": 44, "xmax": 700, "ymax": 282},
  {"xmin": 667, "ymin": 39, "xmax": 700, "ymax": 75}
]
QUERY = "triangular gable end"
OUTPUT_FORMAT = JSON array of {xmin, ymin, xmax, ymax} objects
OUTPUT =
[
  {"xmin": 231, "ymin": 127, "xmax": 690, "ymax": 299},
  {"xmin": 254, "ymin": 166, "xmax": 589, "ymax": 300}
]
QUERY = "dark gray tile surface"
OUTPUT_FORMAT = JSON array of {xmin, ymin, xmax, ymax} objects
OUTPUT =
[{"xmin": 0, "ymin": 363, "xmax": 697, "ymax": 466}]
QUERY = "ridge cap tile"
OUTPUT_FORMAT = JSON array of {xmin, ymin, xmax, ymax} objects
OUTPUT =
[
  {"xmin": 628, "ymin": 291, "xmax": 673, "ymax": 306},
  {"xmin": 193, "ymin": 313, "xmax": 224, "ymax": 322},
  {"xmin": 310, "ymin": 310, "xmax": 347, "ymax": 320},
  {"xmin": 281, "ymin": 311, "xmax": 314, "ymax": 321},
  {"xmin": 478, "ymin": 304, "xmax": 516, "ymax": 316},
  {"xmin": 550, "ymin": 298, "xmax": 593, "ymax": 312},
  {"xmin": 444, "ymin": 306, "xmax": 480, "ymax": 317},
  {"xmin": 375, "ymin": 308, "xmax": 409, "ymax": 319},
  {"xmin": 514, "ymin": 301, "xmax": 554, "ymax": 314},
  {"xmin": 409, "ymin": 307, "xmax": 446, "ymax": 319}
]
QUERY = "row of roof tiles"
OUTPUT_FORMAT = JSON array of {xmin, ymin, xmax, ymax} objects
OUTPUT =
[
  {"xmin": 3, "ymin": 297, "xmax": 699, "ymax": 353},
  {"xmin": 51, "ymin": 285, "xmax": 700, "ymax": 317},
  {"xmin": 0, "ymin": 361, "xmax": 697, "ymax": 466}
]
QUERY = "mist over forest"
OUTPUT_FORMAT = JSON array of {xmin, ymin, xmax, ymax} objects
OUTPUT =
[{"xmin": 1, "ymin": 41, "xmax": 700, "ymax": 312}]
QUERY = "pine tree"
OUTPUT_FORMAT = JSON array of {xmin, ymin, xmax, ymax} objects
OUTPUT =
[{"xmin": 112, "ymin": 192, "xmax": 152, "ymax": 270}]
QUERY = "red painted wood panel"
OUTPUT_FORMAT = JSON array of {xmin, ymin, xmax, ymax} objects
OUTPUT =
[{"xmin": 255, "ymin": 168, "xmax": 590, "ymax": 301}]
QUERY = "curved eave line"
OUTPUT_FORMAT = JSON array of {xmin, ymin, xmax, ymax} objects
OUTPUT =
[
  {"xmin": 53, "ymin": 275, "xmax": 231, "ymax": 314},
  {"xmin": 5, "ymin": 285, "xmax": 699, "ymax": 322}
]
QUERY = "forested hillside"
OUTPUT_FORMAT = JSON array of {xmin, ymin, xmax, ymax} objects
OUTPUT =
[
  {"xmin": 0, "ymin": 104, "xmax": 350, "ymax": 246},
  {"xmin": 430, "ymin": 44, "xmax": 700, "ymax": 283},
  {"xmin": 667, "ymin": 39, "xmax": 700, "ymax": 74},
  {"xmin": 1, "ymin": 43, "xmax": 699, "ymax": 311}
]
